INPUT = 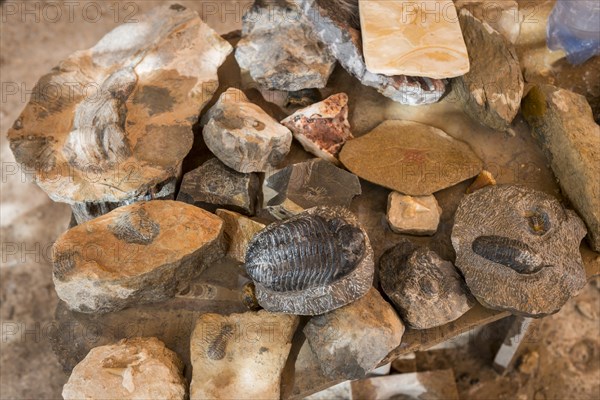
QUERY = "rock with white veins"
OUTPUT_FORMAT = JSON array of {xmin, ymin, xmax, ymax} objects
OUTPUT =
[
  {"xmin": 62, "ymin": 337, "xmax": 186, "ymax": 400},
  {"xmin": 387, "ymin": 192, "xmax": 442, "ymax": 236},
  {"xmin": 190, "ymin": 310, "xmax": 299, "ymax": 399},
  {"xmin": 216, "ymin": 209, "xmax": 266, "ymax": 264},
  {"xmin": 281, "ymin": 93, "xmax": 353, "ymax": 164},
  {"xmin": 201, "ymin": 88, "xmax": 293, "ymax": 173},
  {"xmin": 52, "ymin": 200, "xmax": 225, "ymax": 313},
  {"xmin": 7, "ymin": 4, "xmax": 232, "ymax": 223}
]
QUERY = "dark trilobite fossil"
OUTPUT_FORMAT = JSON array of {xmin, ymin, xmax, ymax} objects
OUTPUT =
[{"xmin": 245, "ymin": 206, "xmax": 374, "ymax": 315}]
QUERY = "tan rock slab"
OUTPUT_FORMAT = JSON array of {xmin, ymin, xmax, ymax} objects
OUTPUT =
[
  {"xmin": 216, "ymin": 209, "xmax": 265, "ymax": 264},
  {"xmin": 387, "ymin": 192, "xmax": 442, "ymax": 236}
]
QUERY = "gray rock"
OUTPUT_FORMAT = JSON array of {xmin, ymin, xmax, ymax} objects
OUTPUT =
[
  {"xmin": 379, "ymin": 240, "xmax": 474, "ymax": 329},
  {"xmin": 202, "ymin": 88, "xmax": 293, "ymax": 173},
  {"xmin": 263, "ymin": 158, "xmax": 361, "ymax": 219},
  {"xmin": 235, "ymin": 1, "xmax": 336, "ymax": 91},
  {"xmin": 452, "ymin": 9, "xmax": 524, "ymax": 132},
  {"xmin": 386, "ymin": 192, "xmax": 442, "ymax": 236},
  {"xmin": 303, "ymin": 288, "xmax": 404, "ymax": 380},
  {"xmin": 451, "ymin": 185, "xmax": 588, "ymax": 317},
  {"xmin": 177, "ymin": 158, "xmax": 260, "ymax": 216},
  {"xmin": 298, "ymin": 0, "xmax": 446, "ymax": 105},
  {"xmin": 522, "ymin": 84, "xmax": 600, "ymax": 252}
]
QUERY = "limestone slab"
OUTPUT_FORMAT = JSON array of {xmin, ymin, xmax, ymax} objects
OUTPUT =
[{"xmin": 386, "ymin": 192, "xmax": 442, "ymax": 236}]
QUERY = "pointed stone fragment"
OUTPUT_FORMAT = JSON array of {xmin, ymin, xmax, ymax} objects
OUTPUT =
[
  {"xmin": 466, "ymin": 170, "xmax": 497, "ymax": 194},
  {"xmin": 386, "ymin": 192, "xmax": 442, "ymax": 236},
  {"xmin": 216, "ymin": 209, "xmax": 265, "ymax": 263}
]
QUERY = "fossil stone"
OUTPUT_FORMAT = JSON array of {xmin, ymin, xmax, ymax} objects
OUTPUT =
[
  {"xmin": 216, "ymin": 209, "xmax": 266, "ymax": 263},
  {"xmin": 52, "ymin": 200, "xmax": 225, "ymax": 313},
  {"xmin": 263, "ymin": 159, "xmax": 361, "ymax": 220},
  {"xmin": 62, "ymin": 337, "xmax": 186, "ymax": 400},
  {"xmin": 359, "ymin": 0, "xmax": 469, "ymax": 79},
  {"xmin": 177, "ymin": 158, "xmax": 260, "ymax": 216},
  {"xmin": 452, "ymin": 185, "xmax": 588, "ymax": 317},
  {"xmin": 455, "ymin": 0, "xmax": 521, "ymax": 43},
  {"xmin": 235, "ymin": 1, "xmax": 335, "ymax": 91},
  {"xmin": 190, "ymin": 310, "xmax": 299, "ymax": 399},
  {"xmin": 522, "ymin": 84, "xmax": 600, "ymax": 252},
  {"xmin": 386, "ymin": 192, "xmax": 442, "ymax": 236},
  {"xmin": 281, "ymin": 93, "xmax": 353, "ymax": 164},
  {"xmin": 7, "ymin": 4, "xmax": 232, "ymax": 223},
  {"xmin": 298, "ymin": 0, "xmax": 446, "ymax": 105},
  {"xmin": 466, "ymin": 170, "xmax": 497, "ymax": 194},
  {"xmin": 201, "ymin": 88, "xmax": 293, "ymax": 173},
  {"xmin": 379, "ymin": 240, "xmax": 474, "ymax": 329},
  {"xmin": 245, "ymin": 206, "xmax": 374, "ymax": 315},
  {"xmin": 452, "ymin": 9, "xmax": 524, "ymax": 132},
  {"xmin": 303, "ymin": 288, "xmax": 404, "ymax": 380},
  {"xmin": 339, "ymin": 120, "xmax": 483, "ymax": 195}
]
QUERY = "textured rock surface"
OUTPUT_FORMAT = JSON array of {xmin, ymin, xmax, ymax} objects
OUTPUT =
[
  {"xmin": 452, "ymin": 9, "xmax": 524, "ymax": 131},
  {"xmin": 303, "ymin": 288, "xmax": 404, "ymax": 380},
  {"xmin": 190, "ymin": 310, "xmax": 299, "ymax": 399},
  {"xmin": 245, "ymin": 206, "xmax": 374, "ymax": 315},
  {"xmin": 7, "ymin": 4, "xmax": 232, "ymax": 220},
  {"xmin": 202, "ymin": 88, "xmax": 293, "ymax": 173},
  {"xmin": 52, "ymin": 200, "xmax": 225, "ymax": 313},
  {"xmin": 281, "ymin": 93, "xmax": 353, "ymax": 163},
  {"xmin": 177, "ymin": 158, "xmax": 260, "ymax": 215},
  {"xmin": 263, "ymin": 159, "xmax": 361, "ymax": 219},
  {"xmin": 62, "ymin": 337, "xmax": 186, "ymax": 400},
  {"xmin": 455, "ymin": 0, "xmax": 521, "ymax": 43},
  {"xmin": 235, "ymin": 1, "xmax": 335, "ymax": 91},
  {"xmin": 340, "ymin": 120, "xmax": 483, "ymax": 195},
  {"xmin": 386, "ymin": 192, "xmax": 442, "ymax": 236},
  {"xmin": 299, "ymin": 0, "xmax": 446, "ymax": 105},
  {"xmin": 522, "ymin": 84, "xmax": 600, "ymax": 252},
  {"xmin": 216, "ymin": 209, "xmax": 265, "ymax": 263},
  {"xmin": 452, "ymin": 185, "xmax": 588, "ymax": 317},
  {"xmin": 379, "ymin": 240, "xmax": 474, "ymax": 329},
  {"xmin": 359, "ymin": 0, "xmax": 469, "ymax": 79},
  {"xmin": 466, "ymin": 170, "xmax": 497, "ymax": 194}
]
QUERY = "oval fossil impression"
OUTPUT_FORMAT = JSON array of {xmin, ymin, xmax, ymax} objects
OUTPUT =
[{"xmin": 245, "ymin": 206, "xmax": 374, "ymax": 315}]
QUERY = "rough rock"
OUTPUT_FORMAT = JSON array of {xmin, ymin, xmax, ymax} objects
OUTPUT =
[
  {"xmin": 379, "ymin": 240, "xmax": 474, "ymax": 329},
  {"xmin": 452, "ymin": 9, "xmax": 524, "ymax": 132},
  {"xmin": 216, "ymin": 209, "xmax": 265, "ymax": 263},
  {"xmin": 263, "ymin": 158, "xmax": 361, "ymax": 219},
  {"xmin": 359, "ymin": 0, "xmax": 469, "ymax": 79},
  {"xmin": 201, "ymin": 88, "xmax": 293, "ymax": 173},
  {"xmin": 339, "ymin": 120, "xmax": 483, "ymax": 195},
  {"xmin": 452, "ymin": 185, "xmax": 588, "ymax": 317},
  {"xmin": 190, "ymin": 310, "xmax": 299, "ymax": 399},
  {"xmin": 281, "ymin": 93, "xmax": 353, "ymax": 163},
  {"xmin": 241, "ymin": 282, "xmax": 262, "ymax": 311},
  {"xmin": 386, "ymin": 192, "xmax": 442, "ymax": 236},
  {"xmin": 522, "ymin": 84, "xmax": 600, "ymax": 252},
  {"xmin": 245, "ymin": 206, "xmax": 374, "ymax": 315},
  {"xmin": 7, "ymin": 4, "xmax": 232, "ymax": 223},
  {"xmin": 466, "ymin": 170, "xmax": 497, "ymax": 194},
  {"xmin": 455, "ymin": 0, "xmax": 521, "ymax": 43},
  {"xmin": 235, "ymin": 1, "xmax": 335, "ymax": 91},
  {"xmin": 177, "ymin": 158, "xmax": 260, "ymax": 216},
  {"xmin": 52, "ymin": 200, "xmax": 225, "ymax": 313},
  {"xmin": 303, "ymin": 288, "xmax": 404, "ymax": 380},
  {"xmin": 299, "ymin": 0, "xmax": 446, "ymax": 105},
  {"xmin": 285, "ymin": 88, "xmax": 324, "ymax": 108},
  {"xmin": 62, "ymin": 337, "xmax": 186, "ymax": 400}
]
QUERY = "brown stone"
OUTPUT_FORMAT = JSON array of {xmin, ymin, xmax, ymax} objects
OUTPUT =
[
  {"xmin": 216, "ymin": 209, "xmax": 265, "ymax": 264},
  {"xmin": 466, "ymin": 170, "xmax": 497, "ymax": 194},
  {"xmin": 386, "ymin": 192, "xmax": 442, "ymax": 236}
]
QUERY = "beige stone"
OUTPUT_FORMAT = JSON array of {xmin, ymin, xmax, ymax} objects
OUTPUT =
[
  {"xmin": 216, "ymin": 209, "xmax": 265, "ymax": 264},
  {"xmin": 387, "ymin": 192, "xmax": 442, "ymax": 236},
  {"xmin": 359, "ymin": 0, "xmax": 469, "ymax": 79},
  {"xmin": 466, "ymin": 170, "xmax": 497, "ymax": 194},
  {"xmin": 62, "ymin": 337, "xmax": 186, "ymax": 400}
]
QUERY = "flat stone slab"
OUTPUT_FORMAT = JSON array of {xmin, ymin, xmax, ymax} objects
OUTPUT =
[{"xmin": 386, "ymin": 192, "xmax": 442, "ymax": 236}]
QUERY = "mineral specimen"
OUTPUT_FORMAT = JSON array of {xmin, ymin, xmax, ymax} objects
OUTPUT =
[
  {"xmin": 386, "ymin": 192, "xmax": 442, "ymax": 236},
  {"xmin": 7, "ymin": 4, "xmax": 232, "ymax": 223},
  {"xmin": 281, "ymin": 93, "xmax": 353, "ymax": 164},
  {"xmin": 52, "ymin": 200, "xmax": 225, "ymax": 313},
  {"xmin": 235, "ymin": 1, "xmax": 336, "ymax": 91},
  {"xmin": 201, "ymin": 88, "xmax": 293, "ymax": 173},
  {"xmin": 379, "ymin": 240, "xmax": 474, "ymax": 329},
  {"xmin": 190, "ymin": 310, "xmax": 299, "ymax": 399},
  {"xmin": 245, "ymin": 206, "xmax": 374, "ymax": 315},
  {"xmin": 303, "ymin": 288, "xmax": 404, "ymax": 380},
  {"xmin": 298, "ymin": 0, "xmax": 446, "ymax": 105},
  {"xmin": 522, "ymin": 84, "xmax": 600, "ymax": 252},
  {"xmin": 452, "ymin": 9, "xmax": 524, "ymax": 132},
  {"xmin": 62, "ymin": 337, "xmax": 186, "ymax": 400},
  {"xmin": 359, "ymin": 0, "xmax": 469, "ymax": 79},
  {"xmin": 452, "ymin": 185, "xmax": 588, "ymax": 317},
  {"xmin": 339, "ymin": 120, "xmax": 483, "ymax": 195},
  {"xmin": 177, "ymin": 158, "xmax": 260, "ymax": 215},
  {"xmin": 215, "ymin": 209, "xmax": 266, "ymax": 263}
]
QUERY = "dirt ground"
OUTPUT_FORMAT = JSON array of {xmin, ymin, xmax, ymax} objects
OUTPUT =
[{"xmin": 1, "ymin": 1, "xmax": 599, "ymax": 399}]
